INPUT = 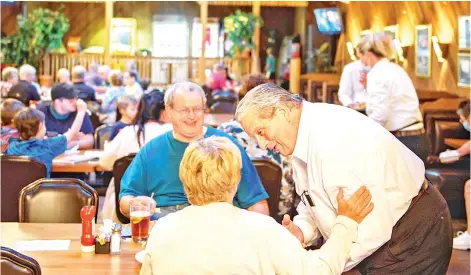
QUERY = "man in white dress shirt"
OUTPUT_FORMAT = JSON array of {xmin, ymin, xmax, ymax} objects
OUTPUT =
[
  {"xmin": 235, "ymin": 83, "xmax": 453, "ymax": 274},
  {"xmin": 338, "ymin": 60, "xmax": 367, "ymax": 109},
  {"xmin": 356, "ymin": 33, "xmax": 430, "ymax": 162},
  {"xmin": 140, "ymin": 136, "xmax": 374, "ymax": 275}
]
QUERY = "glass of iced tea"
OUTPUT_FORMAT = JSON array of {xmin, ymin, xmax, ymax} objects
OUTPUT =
[{"xmin": 130, "ymin": 201, "xmax": 152, "ymax": 244}]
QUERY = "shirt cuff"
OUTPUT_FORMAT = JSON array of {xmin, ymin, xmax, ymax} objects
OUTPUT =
[
  {"xmin": 335, "ymin": 215, "xmax": 358, "ymax": 241},
  {"xmin": 293, "ymin": 217, "xmax": 317, "ymax": 246}
]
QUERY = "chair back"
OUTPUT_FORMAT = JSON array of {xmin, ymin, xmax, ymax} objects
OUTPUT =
[
  {"xmin": 113, "ymin": 154, "xmax": 136, "ymax": 224},
  {"xmin": 252, "ymin": 158, "xmax": 282, "ymax": 222},
  {"xmin": 1, "ymin": 246, "xmax": 41, "ymax": 275},
  {"xmin": 1, "ymin": 156, "xmax": 47, "ymax": 222},
  {"xmin": 19, "ymin": 178, "xmax": 99, "ymax": 223},
  {"xmin": 210, "ymin": 101, "xmax": 236, "ymax": 114},
  {"xmin": 95, "ymin": 125, "xmax": 113, "ymax": 150}
]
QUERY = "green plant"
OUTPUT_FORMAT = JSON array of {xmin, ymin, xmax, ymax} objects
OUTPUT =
[
  {"xmin": 224, "ymin": 10, "xmax": 263, "ymax": 58},
  {"xmin": 1, "ymin": 6, "xmax": 69, "ymax": 68}
]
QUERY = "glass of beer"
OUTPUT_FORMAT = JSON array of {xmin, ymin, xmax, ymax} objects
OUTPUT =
[{"xmin": 130, "ymin": 201, "xmax": 152, "ymax": 244}]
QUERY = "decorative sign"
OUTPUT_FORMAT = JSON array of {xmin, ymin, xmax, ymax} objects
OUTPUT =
[{"xmin": 415, "ymin": 25, "xmax": 432, "ymax": 78}]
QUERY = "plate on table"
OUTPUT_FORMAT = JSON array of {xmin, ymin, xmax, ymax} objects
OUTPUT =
[{"xmin": 135, "ymin": 250, "xmax": 145, "ymax": 264}]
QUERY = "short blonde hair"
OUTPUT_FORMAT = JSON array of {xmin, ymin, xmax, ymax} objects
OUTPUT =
[
  {"xmin": 2, "ymin": 67, "xmax": 18, "ymax": 81},
  {"xmin": 356, "ymin": 32, "xmax": 396, "ymax": 60},
  {"xmin": 179, "ymin": 136, "xmax": 242, "ymax": 205}
]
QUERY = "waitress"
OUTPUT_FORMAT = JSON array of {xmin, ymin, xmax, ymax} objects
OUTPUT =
[{"xmin": 356, "ymin": 33, "xmax": 429, "ymax": 161}]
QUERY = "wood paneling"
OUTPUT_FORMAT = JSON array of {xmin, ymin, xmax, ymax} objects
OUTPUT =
[
  {"xmin": 333, "ymin": 1, "xmax": 470, "ymax": 98},
  {"xmin": 1, "ymin": 1, "xmax": 296, "ymax": 72}
]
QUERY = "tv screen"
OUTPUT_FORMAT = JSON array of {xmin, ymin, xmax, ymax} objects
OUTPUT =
[{"xmin": 314, "ymin": 8, "xmax": 343, "ymax": 35}]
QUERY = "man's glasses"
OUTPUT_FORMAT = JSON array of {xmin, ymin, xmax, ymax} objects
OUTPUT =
[{"xmin": 174, "ymin": 107, "xmax": 206, "ymax": 117}]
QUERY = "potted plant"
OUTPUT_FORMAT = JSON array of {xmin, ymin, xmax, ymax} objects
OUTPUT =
[
  {"xmin": 1, "ymin": 6, "xmax": 69, "ymax": 71},
  {"xmin": 224, "ymin": 10, "xmax": 263, "ymax": 77}
]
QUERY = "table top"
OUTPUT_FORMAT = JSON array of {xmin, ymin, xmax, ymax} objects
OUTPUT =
[
  {"xmin": 52, "ymin": 150, "xmax": 103, "ymax": 173},
  {"xmin": 1, "ymin": 223, "xmax": 143, "ymax": 274},
  {"xmin": 204, "ymin": 113, "xmax": 234, "ymax": 128},
  {"xmin": 444, "ymin": 138, "xmax": 468, "ymax": 149},
  {"xmin": 301, "ymin": 72, "xmax": 340, "ymax": 83}
]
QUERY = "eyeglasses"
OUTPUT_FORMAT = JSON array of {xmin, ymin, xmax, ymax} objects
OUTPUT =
[{"xmin": 173, "ymin": 107, "xmax": 206, "ymax": 117}]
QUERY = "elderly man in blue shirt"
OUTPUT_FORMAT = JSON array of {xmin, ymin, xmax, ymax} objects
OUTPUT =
[{"xmin": 119, "ymin": 82, "xmax": 269, "ymax": 218}]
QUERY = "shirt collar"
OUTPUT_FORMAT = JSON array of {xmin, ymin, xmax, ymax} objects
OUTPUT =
[
  {"xmin": 292, "ymin": 102, "xmax": 310, "ymax": 163},
  {"xmin": 50, "ymin": 105, "xmax": 70, "ymax": 120},
  {"xmin": 370, "ymin": 58, "xmax": 389, "ymax": 73}
]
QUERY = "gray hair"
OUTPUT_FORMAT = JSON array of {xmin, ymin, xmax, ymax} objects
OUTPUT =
[
  {"xmin": 72, "ymin": 65, "xmax": 86, "ymax": 80},
  {"xmin": 2, "ymin": 67, "xmax": 18, "ymax": 81},
  {"xmin": 98, "ymin": 65, "xmax": 111, "ymax": 74},
  {"xmin": 164, "ymin": 82, "xmax": 207, "ymax": 107},
  {"xmin": 57, "ymin": 68, "xmax": 70, "ymax": 82},
  {"xmin": 235, "ymin": 83, "xmax": 303, "ymax": 121},
  {"xmin": 19, "ymin": 64, "xmax": 36, "ymax": 80}
]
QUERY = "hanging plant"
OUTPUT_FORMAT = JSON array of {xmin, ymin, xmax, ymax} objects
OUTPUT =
[
  {"xmin": 1, "ymin": 6, "xmax": 69, "ymax": 68},
  {"xmin": 224, "ymin": 10, "xmax": 263, "ymax": 58}
]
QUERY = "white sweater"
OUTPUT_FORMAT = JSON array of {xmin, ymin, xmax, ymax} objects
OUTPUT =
[{"xmin": 139, "ymin": 202, "xmax": 358, "ymax": 275}]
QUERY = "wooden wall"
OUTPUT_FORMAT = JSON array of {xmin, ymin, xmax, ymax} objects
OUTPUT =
[
  {"xmin": 1, "ymin": 1, "xmax": 294, "ymax": 68},
  {"xmin": 333, "ymin": 1, "xmax": 470, "ymax": 98}
]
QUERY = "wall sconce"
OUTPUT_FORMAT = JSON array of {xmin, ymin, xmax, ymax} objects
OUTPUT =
[
  {"xmin": 393, "ymin": 39, "xmax": 408, "ymax": 62},
  {"xmin": 346, "ymin": 42, "xmax": 357, "ymax": 61},
  {"xmin": 432, "ymin": 36, "xmax": 450, "ymax": 63}
]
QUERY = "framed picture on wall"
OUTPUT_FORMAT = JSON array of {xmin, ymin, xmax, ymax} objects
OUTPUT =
[
  {"xmin": 384, "ymin": 25, "xmax": 399, "ymax": 62},
  {"xmin": 384, "ymin": 25, "xmax": 399, "ymax": 40},
  {"xmin": 110, "ymin": 18, "xmax": 137, "ymax": 55},
  {"xmin": 360, "ymin": 29, "xmax": 371, "ymax": 39},
  {"xmin": 415, "ymin": 25, "xmax": 432, "ymax": 78},
  {"xmin": 458, "ymin": 16, "xmax": 471, "ymax": 50},
  {"xmin": 457, "ymin": 53, "xmax": 470, "ymax": 87}
]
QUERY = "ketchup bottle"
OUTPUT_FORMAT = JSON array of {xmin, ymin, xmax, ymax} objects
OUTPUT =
[{"xmin": 80, "ymin": 205, "xmax": 96, "ymax": 253}]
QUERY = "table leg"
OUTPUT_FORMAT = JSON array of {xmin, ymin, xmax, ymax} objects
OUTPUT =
[
  {"xmin": 322, "ymin": 82, "xmax": 328, "ymax": 103},
  {"xmin": 307, "ymin": 80, "xmax": 313, "ymax": 102}
]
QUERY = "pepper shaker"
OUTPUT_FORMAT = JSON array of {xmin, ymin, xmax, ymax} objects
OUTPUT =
[{"xmin": 111, "ymin": 224, "xmax": 122, "ymax": 255}]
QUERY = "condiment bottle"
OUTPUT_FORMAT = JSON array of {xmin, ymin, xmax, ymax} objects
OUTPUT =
[
  {"xmin": 80, "ymin": 205, "xmax": 96, "ymax": 253},
  {"xmin": 111, "ymin": 224, "xmax": 122, "ymax": 255}
]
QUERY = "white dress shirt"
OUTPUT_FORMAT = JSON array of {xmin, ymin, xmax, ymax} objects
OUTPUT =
[
  {"xmin": 366, "ymin": 59, "xmax": 423, "ymax": 131},
  {"xmin": 140, "ymin": 202, "xmax": 359, "ymax": 275},
  {"xmin": 292, "ymin": 101, "xmax": 425, "ymax": 271},
  {"xmin": 338, "ymin": 60, "xmax": 367, "ymax": 106}
]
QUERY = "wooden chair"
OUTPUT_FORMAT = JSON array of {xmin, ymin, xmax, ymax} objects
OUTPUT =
[
  {"xmin": 252, "ymin": 158, "xmax": 283, "ymax": 222},
  {"xmin": 1, "ymin": 155, "xmax": 47, "ymax": 222},
  {"xmin": 19, "ymin": 178, "xmax": 99, "ymax": 223},
  {"xmin": 112, "ymin": 154, "xmax": 136, "ymax": 224},
  {"xmin": 1, "ymin": 246, "xmax": 41, "ymax": 275},
  {"xmin": 94, "ymin": 125, "xmax": 113, "ymax": 150}
]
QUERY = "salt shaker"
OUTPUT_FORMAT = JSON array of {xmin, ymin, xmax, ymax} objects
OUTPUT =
[{"xmin": 111, "ymin": 224, "xmax": 122, "ymax": 255}]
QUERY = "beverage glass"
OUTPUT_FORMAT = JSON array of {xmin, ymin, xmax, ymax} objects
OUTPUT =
[{"xmin": 130, "ymin": 201, "xmax": 152, "ymax": 244}]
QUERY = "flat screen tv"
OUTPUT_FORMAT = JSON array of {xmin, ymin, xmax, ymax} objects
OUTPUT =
[{"xmin": 314, "ymin": 7, "xmax": 343, "ymax": 35}]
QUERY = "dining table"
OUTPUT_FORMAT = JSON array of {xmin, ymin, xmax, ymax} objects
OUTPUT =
[
  {"xmin": 300, "ymin": 73, "xmax": 341, "ymax": 103},
  {"xmin": 52, "ymin": 150, "xmax": 104, "ymax": 173},
  {"xmin": 1, "ymin": 223, "xmax": 144, "ymax": 274}
]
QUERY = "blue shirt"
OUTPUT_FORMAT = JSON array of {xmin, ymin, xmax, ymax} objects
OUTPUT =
[
  {"xmin": 109, "ymin": 121, "xmax": 130, "ymax": 141},
  {"xmin": 38, "ymin": 105, "xmax": 94, "ymax": 135},
  {"xmin": 120, "ymin": 127, "xmax": 269, "ymax": 208},
  {"xmin": 7, "ymin": 135, "xmax": 67, "ymax": 177},
  {"xmin": 266, "ymin": 56, "xmax": 276, "ymax": 73},
  {"xmin": 74, "ymin": 82, "xmax": 96, "ymax": 102}
]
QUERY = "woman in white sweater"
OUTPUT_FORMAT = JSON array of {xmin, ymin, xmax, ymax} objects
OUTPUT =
[
  {"xmin": 140, "ymin": 136, "xmax": 374, "ymax": 275},
  {"xmin": 100, "ymin": 90, "xmax": 172, "ymax": 222}
]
